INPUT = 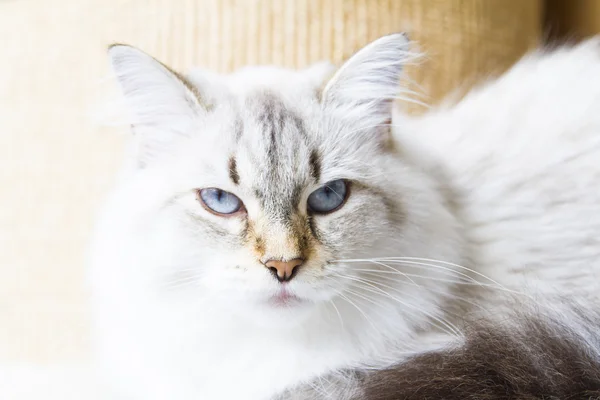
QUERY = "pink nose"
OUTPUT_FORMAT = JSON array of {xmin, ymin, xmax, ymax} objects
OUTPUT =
[{"xmin": 264, "ymin": 259, "xmax": 304, "ymax": 282}]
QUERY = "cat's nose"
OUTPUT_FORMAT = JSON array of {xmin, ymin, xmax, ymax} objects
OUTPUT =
[{"xmin": 264, "ymin": 258, "xmax": 304, "ymax": 282}]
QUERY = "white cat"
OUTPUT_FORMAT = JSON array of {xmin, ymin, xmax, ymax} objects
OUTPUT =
[{"xmin": 89, "ymin": 34, "xmax": 600, "ymax": 399}]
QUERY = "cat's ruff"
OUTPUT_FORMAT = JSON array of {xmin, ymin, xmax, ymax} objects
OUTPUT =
[{"xmin": 89, "ymin": 35, "xmax": 600, "ymax": 399}]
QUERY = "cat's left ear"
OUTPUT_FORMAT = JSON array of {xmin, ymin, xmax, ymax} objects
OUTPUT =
[
  {"xmin": 321, "ymin": 33, "xmax": 412, "ymax": 133},
  {"xmin": 108, "ymin": 44, "xmax": 208, "ymax": 166}
]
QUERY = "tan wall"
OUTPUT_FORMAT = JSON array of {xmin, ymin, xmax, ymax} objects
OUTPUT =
[
  {"xmin": 546, "ymin": 0, "xmax": 600, "ymax": 39},
  {"xmin": 0, "ymin": 0, "xmax": 542, "ymax": 364}
]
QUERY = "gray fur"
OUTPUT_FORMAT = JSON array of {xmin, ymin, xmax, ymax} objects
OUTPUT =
[
  {"xmin": 240, "ymin": 90, "xmax": 315, "ymax": 223},
  {"xmin": 285, "ymin": 304, "xmax": 600, "ymax": 400}
]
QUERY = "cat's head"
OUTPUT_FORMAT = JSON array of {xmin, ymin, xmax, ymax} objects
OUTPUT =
[{"xmin": 93, "ymin": 34, "xmax": 462, "ymax": 328}]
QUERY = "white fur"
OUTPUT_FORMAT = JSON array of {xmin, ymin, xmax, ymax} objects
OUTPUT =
[
  {"xmin": 89, "ymin": 36, "xmax": 600, "ymax": 399},
  {"xmin": 396, "ymin": 39, "xmax": 600, "ymax": 299}
]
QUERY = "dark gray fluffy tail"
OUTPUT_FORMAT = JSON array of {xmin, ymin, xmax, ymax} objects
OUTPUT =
[{"xmin": 359, "ymin": 305, "xmax": 600, "ymax": 400}]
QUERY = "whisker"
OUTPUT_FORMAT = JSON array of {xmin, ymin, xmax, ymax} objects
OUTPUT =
[
  {"xmin": 337, "ymin": 258, "xmax": 481, "ymax": 285},
  {"xmin": 351, "ymin": 271, "xmax": 488, "ymax": 314},
  {"xmin": 306, "ymin": 381, "xmax": 329, "ymax": 399},
  {"xmin": 356, "ymin": 269, "xmax": 517, "ymax": 292},
  {"xmin": 329, "ymin": 300, "xmax": 345, "ymax": 329},
  {"xmin": 340, "ymin": 257, "xmax": 531, "ymax": 299},
  {"xmin": 391, "ymin": 95, "xmax": 430, "ymax": 108},
  {"xmin": 380, "ymin": 257, "xmax": 506, "ymax": 288},
  {"xmin": 368, "ymin": 261, "xmax": 420, "ymax": 287},
  {"xmin": 161, "ymin": 275, "xmax": 201, "ymax": 289},
  {"xmin": 337, "ymin": 274, "xmax": 461, "ymax": 337},
  {"xmin": 347, "ymin": 273, "xmax": 464, "ymax": 331},
  {"xmin": 335, "ymin": 257, "xmax": 520, "ymax": 293},
  {"xmin": 356, "ymin": 269, "xmax": 473, "ymax": 285},
  {"xmin": 337, "ymin": 292, "xmax": 378, "ymax": 332},
  {"xmin": 342, "ymin": 288, "xmax": 430, "ymax": 346}
]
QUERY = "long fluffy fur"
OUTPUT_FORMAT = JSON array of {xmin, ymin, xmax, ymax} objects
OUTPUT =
[{"xmin": 90, "ymin": 35, "xmax": 600, "ymax": 400}]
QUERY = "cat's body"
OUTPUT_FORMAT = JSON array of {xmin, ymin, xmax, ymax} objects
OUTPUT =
[
  {"xmin": 353, "ymin": 303, "xmax": 600, "ymax": 399},
  {"xmin": 89, "ymin": 35, "xmax": 600, "ymax": 399}
]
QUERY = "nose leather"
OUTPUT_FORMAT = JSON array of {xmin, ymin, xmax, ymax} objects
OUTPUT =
[{"xmin": 264, "ymin": 259, "xmax": 304, "ymax": 282}]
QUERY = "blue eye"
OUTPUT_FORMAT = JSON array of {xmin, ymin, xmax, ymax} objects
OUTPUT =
[
  {"xmin": 198, "ymin": 188, "xmax": 244, "ymax": 215},
  {"xmin": 307, "ymin": 179, "xmax": 349, "ymax": 214}
]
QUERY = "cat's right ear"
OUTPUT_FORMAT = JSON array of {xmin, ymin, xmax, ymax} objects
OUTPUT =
[{"xmin": 108, "ymin": 44, "xmax": 208, "ymax": 166}]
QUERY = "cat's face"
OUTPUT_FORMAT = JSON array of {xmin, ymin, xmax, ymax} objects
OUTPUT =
[{"xmin": 97, "ymin": 35, "xmax": 460, "ymax": 326}]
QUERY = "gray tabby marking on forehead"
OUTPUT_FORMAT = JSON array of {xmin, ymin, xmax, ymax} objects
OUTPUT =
[
  {"xmin": 234, "ymin": 117, "xmax": 244, "ymax": 142},
  {"xmin": 245, "ymin": 90, "xmax": 307, "ymax": 161},
  {"xmin": 240, "ymin": 90, "xmax": 315, "ymax": 224},
  {"xmin": 228, "ymin": 157, "xmax": 239, "ymax": 185},
  {"xmin": 309, "ymin": 150, "xmax": 321, "ymax": 182}
]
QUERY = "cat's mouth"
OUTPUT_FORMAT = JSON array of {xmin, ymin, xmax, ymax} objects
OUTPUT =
[{"xmin": 268, "ymin": 287, "xmax": 303, "ymax": 307}]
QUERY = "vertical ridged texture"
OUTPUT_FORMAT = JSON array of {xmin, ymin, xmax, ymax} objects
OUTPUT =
[
  {"xmin": 546, "ymin": 0, "xmax": 600, "ymax": 40},
  {"xmin": 0, "ymin": 0, "xmax": 541, "ymax": 362}
]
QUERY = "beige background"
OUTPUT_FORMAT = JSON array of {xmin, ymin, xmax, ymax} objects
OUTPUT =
[{"xmin": 0, "ymin": 0, "xmax": 548, "ymax": 389}]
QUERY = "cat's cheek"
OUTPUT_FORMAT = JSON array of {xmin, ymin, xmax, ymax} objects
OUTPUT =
[{"xmin": 312, "ymin": 199, "xmax": 392, "ymax": 256}]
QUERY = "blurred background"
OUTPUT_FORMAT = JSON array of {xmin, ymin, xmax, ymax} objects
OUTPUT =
[{"xmin": 0, "ymin": 0, "xmax": 599, "ymax": 396}]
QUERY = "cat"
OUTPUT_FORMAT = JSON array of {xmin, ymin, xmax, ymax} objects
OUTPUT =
[{"xmin": 88, "ymin": 33, "xmax": 600, "ymax": 399}]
